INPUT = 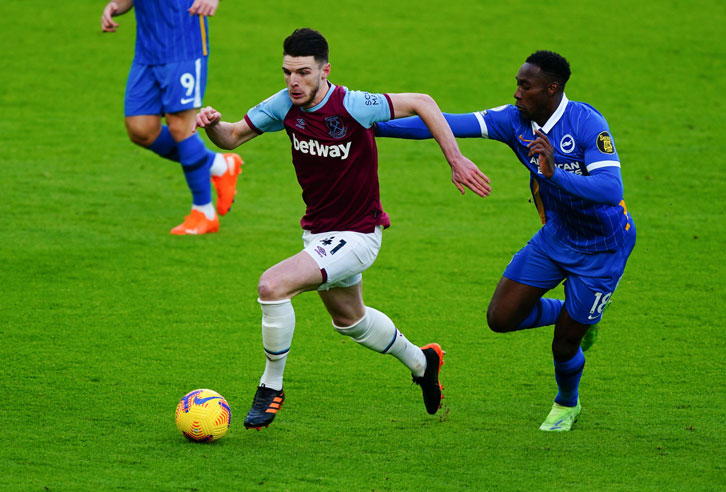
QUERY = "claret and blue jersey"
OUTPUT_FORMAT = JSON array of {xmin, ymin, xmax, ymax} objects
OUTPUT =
[
  {"xmin": 245, "ymin": 83, "xmax": 395, "ymax": 234},
  {"xmin": 376, "ymin": 95, "xmax": 635, "ymax": 253}
]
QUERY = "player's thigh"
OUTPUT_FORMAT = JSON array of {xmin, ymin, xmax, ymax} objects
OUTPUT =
[
  {"xmin": 124, "ymin": 62, "xmax": 163, "ymax": 118},
  {"xmin": 156, "ymin": 57, "xmax": 208, "ymax": 115},
  {"xmin": 258, "ymin": 251, "xmax": 324, "ymax": 301},
  {"xmin": 562, "ymin": 240, "xmax": 633, "ymax": 325},
  {"xmin": 491, "ymin": 240, "xmax": 564, "ymax": 321},
  {"xmin": 563, "ymin": 270, "xmax": 625, "ymax": 325},
  {"xmin": 502, "ymin": 239, "xmax": 566, "ymax": 289},
  {"xmin": 302, "ymin": 227, "xmax": 382, "ymax": 291}
]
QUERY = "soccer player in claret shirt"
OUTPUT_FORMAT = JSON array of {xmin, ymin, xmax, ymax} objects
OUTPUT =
[
  {"xmin": 376, "ymin": 51, "xmax": 636, "ymax": 431},
  {"xmin": 195, "ymin": 28, "xmax": 491, "ymax": 429},
  {"xmin": 101, "ymin": 0, "xmax": 242, "ymax": 235}
]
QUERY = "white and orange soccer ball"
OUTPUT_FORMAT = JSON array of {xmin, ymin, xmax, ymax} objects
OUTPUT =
[{"xmin": 175, "ymin": 389, "xmax": 231, "ymax": 442}]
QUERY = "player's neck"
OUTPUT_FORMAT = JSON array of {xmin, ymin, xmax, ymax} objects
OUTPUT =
[
  {"xmin": 306, "ymin": 81, "xmax": 331, "ymax": 109},
  {"xmin": 535, "ymin": 93, "xmax": 563, "ymax": 127}
]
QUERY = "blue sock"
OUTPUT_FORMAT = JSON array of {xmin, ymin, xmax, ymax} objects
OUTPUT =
[
  {"xmin": 147, "ymin": 126, "xmax": 180, "ymax": 162},
  {"xmin": 553, "ymin": 347, "xmax": 585, "ymax": 407},
  {"xmin": 517, "ymin": 298, "xmax": 564, "ymax": 330},
  {"xmin": 176, "ymin": 133, "xmax": 215, "ymax": 206}
]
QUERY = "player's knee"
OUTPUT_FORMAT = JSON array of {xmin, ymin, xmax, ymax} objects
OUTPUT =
[
  {"xmin": 125, "ymin": 126, "xmax": 156, "ymax": 147},
  {"xmin": 331, "ymin": 314, "xmax": 359, "ymax": 330},
  {"xmin": 127, "ymin": 131, "xmax": 155, "ymax": 147},
  {"xmin": 257, "ymin": 274, "xmax": 290, "ymax": 302},
  {"xmin": 486, "ymin": 305, "xmax": 514, "ymax": 333},
  {"xmin": 257, "ymin": 277, "xmax": 279, "ymax": 301}
]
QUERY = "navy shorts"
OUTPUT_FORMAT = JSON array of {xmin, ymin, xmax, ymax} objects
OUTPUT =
[
  {"xmin": 124, "ymin": 57, "xmax": 208, "ymax": 116},
  {"xmin": 503, "ymin": 225, "xmax": 636, "ymax": 325}
]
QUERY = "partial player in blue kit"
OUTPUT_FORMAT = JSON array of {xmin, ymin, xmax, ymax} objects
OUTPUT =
[
  {"xmin": 376, "ymin": 51, "xmax": 636, "ymax": 431},
  {"xmin": 101, "ymin": 0, "xmax": 242, "ymax": 235}
]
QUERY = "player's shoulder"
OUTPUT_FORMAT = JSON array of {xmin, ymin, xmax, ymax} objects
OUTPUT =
[
  {"xmin": 480, "ymin": 104, "xmax": 522, "ymax": 135},
  {"xmin": 565, "ymin": 100, "xmax": 618, "ymax": 156},
  {"xmin": 565, "ymin": 100, "xmax": 612, "ymax": 137},
  {"xmin": 249, "ymin": 88, "xmax": 293, "ymax": 119},
  {"xmin": 480, "ymin": 104, "xmax": 520, "ymax": 124},
  {"xmin": 566, "ymin": 100, "xmax": 609, "ymax": 125},
  {"xmin": 482, "ymin": 104, "xmax": 518, "ymax": 115},
  {"xmin": 342, "ymin": 86, "xmax": 387, "ymax": 103},
  {"xmin": 341, "ymin": 86, "xmax": 391, "ymax": 126}
]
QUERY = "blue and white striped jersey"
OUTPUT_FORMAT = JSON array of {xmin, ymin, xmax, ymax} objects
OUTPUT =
[
  {"xmin": 477, "ymin": 95, "xmax": 633, "ymax": 252},
  {"xmin": 132, "ymin": 0, "xmax": 209, "ymax": 64}
]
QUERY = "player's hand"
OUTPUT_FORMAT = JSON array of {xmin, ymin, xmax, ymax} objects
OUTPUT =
[
  {"xmin": 101, "ymin": 2, "xmax": 120, "ymax": 32},
  {"xmin": 528, "ymin": 129, "xmax": 555, "ymax": 178},
  {"xmin": 450, "ymin": 155, "xmax": 491, "ymax": 197},
  {"xmin": 188, "ymin": 0, "xmax": 219, "ymax": 16},
  {"xmin": 195, "ymin": 106, "xmax": 222, "ymax": 131}
]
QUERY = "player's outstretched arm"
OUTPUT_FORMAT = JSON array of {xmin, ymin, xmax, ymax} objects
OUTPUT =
[
  {"xmin": 388, "ymin": 93, "xmax": 491, "ymax": 197},
  {"xmin": 195, "ymin": 106, "xmax": 259, "ymax": 150},
  {"xmin": 188, "ymin": 0, "xmax": 219, "ymax": 16},
  {"xmin": 100, "ymin": 0, "xmax": 134, "ymax": 32}
]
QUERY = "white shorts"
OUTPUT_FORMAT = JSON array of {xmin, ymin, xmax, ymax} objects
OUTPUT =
[{"xmin": 302, "ymin": 226, "xmax": 382, "ymax": 291}]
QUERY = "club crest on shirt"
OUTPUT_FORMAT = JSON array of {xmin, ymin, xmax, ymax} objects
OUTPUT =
[
  {"xmin": 560, "ymin": 134, "xmax": 575, "ymax": 154},
  {"xmin": 325, "ymin": 116, "xmax": 347, "ymax": 139},
  {"xmin": 597, "ymin": 131, "xmax": 615, "ymax": 154}
]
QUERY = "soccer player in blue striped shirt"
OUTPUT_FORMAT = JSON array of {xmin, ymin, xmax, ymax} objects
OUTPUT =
[
  {"xmin": 376, "ymin": 51, "xmax": 636, "ymax": 431},
  {"xmin": 101, "ymin": 0, "xmax": 242, "ymax": 235}
]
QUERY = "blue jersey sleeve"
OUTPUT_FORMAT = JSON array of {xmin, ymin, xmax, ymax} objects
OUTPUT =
[
  {"xmin": 376, "ymin": 113, "xmax": 490, "ymax": 140},
  {"xmin": 479, "ymin": 105, "xmax": 519, "ymax": 146},
  {"xmin": 375, "ymin": 113, "xmax": 484, "ymax": 139},
  {"xmin": 343, "ymin": 89, "xmax": 392, "ymax": 128},
  {"xmin": 549, "ymin": 166, "xmax": 624, "ymax": 206},
  {"xmin": 245, "ymin": 89, "xmax": 293, "ymax": 133},
  {"xmin": 578, "ymin": 104, "xmax": 620, "ymax": 172}
]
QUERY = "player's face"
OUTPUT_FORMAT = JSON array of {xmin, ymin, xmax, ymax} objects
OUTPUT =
[
  {"xmin": 282, "ymin": 55, "xmax": 331, "ymax": 109},
  {"xmin": 513, "ymin": 63, "xmax": 555, "ymax": 125}
]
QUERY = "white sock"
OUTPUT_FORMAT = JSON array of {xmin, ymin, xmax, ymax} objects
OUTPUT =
[
  {"xmin": 210, "ymin": 153, "xmax": 228, "ymax": 177},
  {"xmin": 333, "ymin": 306, "xmax": 426, "ymax": 376},
  {"xmin": 191, "ymin": 202, "xmax": 216, "ymax": 220},
  {"xmin": 258, "ymin": 298, "xmax": 295, "ymax": 391}
]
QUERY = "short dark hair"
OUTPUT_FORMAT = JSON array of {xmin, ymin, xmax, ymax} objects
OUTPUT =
[
  {"xmin": 526, "ymin": 50, "xmax": 571, "ymax": 89},
  {"xmin": 283, "ymin": 28, "xmax": 329, "ymax": 65}
]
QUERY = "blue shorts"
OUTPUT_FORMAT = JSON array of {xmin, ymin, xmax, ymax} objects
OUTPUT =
[
  {"xmin": 503, "ymin": 225, "xmax": 636, "ymax": 325},
  {"xmin": 124, "ymin": 57, "xmax": 208, "ymax": 116}
]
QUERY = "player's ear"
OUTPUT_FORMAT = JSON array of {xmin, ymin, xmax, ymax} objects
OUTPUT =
[
  {"xmin": 321, "ymin": 62, "xmax": 331, "ymax": 78},
  {"xmin": 547, "ymin": 81, "xmax": 560, "ymax": 96}
]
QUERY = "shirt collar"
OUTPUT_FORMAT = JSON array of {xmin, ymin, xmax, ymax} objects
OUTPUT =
[{"xmin": 531, "ymin": 93, "xmax": 568, "ymax": 134}]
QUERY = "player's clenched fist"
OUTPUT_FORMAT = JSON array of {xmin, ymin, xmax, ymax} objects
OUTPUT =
[{"xmin": 196, "ymin": 106, "xmax": 222, "ymax": 129}]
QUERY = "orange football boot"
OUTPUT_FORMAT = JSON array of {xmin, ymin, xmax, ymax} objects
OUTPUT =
[
  {"xmin": 211, "ymin": 153, "xmax": 243, "ymax": 216},
  {"xmin": 170, "ymin": 210, "xmax": 219, "ymax": 235}
]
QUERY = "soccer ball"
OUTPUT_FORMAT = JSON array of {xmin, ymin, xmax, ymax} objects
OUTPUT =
[{"xmin": 175, "ymin": 389, "xmax": 231, "ymax": 442}]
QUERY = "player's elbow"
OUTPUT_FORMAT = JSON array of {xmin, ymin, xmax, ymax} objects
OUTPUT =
[
  {"xmin": 401, "ymin": 93, "xmax": 437, "ymax": 118},
  {"xmin": 413, "ymin": 93, "xmax": 437, "ymax": 112}
]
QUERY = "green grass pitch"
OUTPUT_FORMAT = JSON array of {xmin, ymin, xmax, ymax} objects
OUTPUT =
[{"xmin": 1, "ymin": 1, "xmax": 724, "ymax": 490}]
